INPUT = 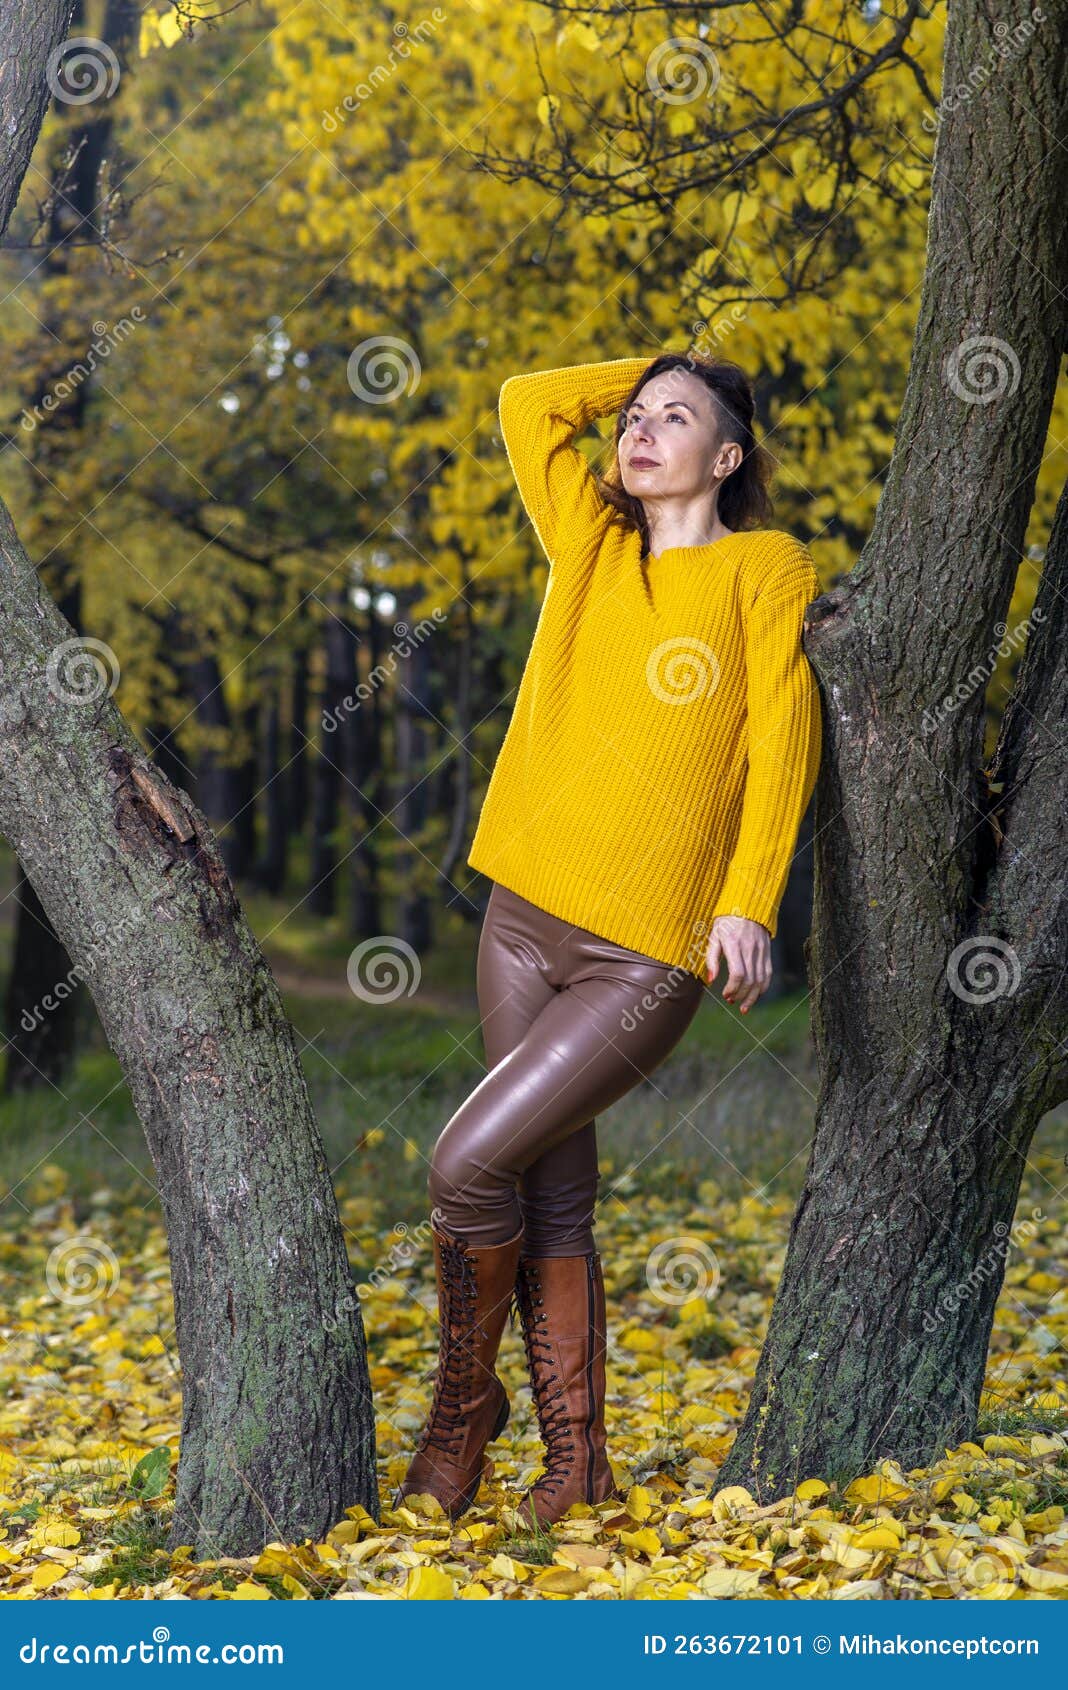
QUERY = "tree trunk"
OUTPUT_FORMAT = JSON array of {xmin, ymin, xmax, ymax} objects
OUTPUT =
[
  {"xmin": 0, "ymin": 2, "xmax": 378, "ymax": 1554},
  {"xmin": 287, "ymin": 646, "xmax": 310, "ymax": 837},
  {"xmin": 437, "ymin": 593, "xmax": 483, "ymax": 923},
  {"xmin": 4, "ymin": 0, "xmax": 141, "ymax": 1093},
  {"xmin": 179, "ymin": 649, "xmax": 249, "ymax": 880},
  {"xmin": 717, "ymin": 0, "xmax": 1068, "ymax": 1495},
  {"xmin": 257, "ymin": 671, "xmax": 288, "ymax": 895},
  {"xmin": 344, "ymin": 598, "xmax": 382, "ymax": 940},
  {"xmin": 393, "ymin": 591, "xmax": 433, "ymax": 953},
  {"xmin": 309, "ymin": 587, "xmax": 357, "ymax": 917}
]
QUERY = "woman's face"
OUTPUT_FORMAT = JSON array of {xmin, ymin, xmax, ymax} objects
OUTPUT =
[{"xmin": 618, "ymin": 369, "xmax": 739, "ymax": 500}]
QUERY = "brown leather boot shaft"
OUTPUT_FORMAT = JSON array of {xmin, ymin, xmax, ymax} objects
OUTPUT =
[
  {"xmin": 512, "ymin": 1250, "xmax": 617, "ymax": 1528},
  {"xmin": 394, "ymin": 1221, "xmax": 523, "ymax": 1520}
]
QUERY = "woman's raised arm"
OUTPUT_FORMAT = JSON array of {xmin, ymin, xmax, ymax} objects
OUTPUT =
[{"xmin": 497, "ymin": 357, "xmax": 653, "ymax": 572}]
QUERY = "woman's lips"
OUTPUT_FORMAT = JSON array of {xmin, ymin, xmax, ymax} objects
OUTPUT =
[{"xmin": 629, "ymin": 457, "xmax": 659, "ymax": 468}]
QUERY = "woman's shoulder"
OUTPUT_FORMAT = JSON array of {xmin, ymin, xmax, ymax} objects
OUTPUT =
[{"xmin": 736, "ymin": 529, "xmax": 818, "ymax": 595}]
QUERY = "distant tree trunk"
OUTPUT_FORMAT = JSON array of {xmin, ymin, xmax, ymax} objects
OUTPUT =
[
  {"xmin": 438, "ymin": 594, "xmax": 483, "ymax": 922},
  {"xmin": 2, "ymin": 866, "xmax": 82, "ymax": 1093},
  {"xmin": 717, "ymin": 0, "xmax": 1068, "ymax": 1495},
  {"xmin": 393, "ymin": 591, "xmax": 432, "ymax": 953},
  {"xmin": 287, "ymin": 648, "xmax": 310, "ymax": 837},
  {"xmin": 257, "ymin": 669, "xmax": 287, "ymax": 895},
  {"xmin": 230, "ymin": 699, "xmax": 259, "ymax": 880},
  {"xmin": 348, "ymin": 597, "xmax": 384, "ymax": 938},
  {"xmin": 179, "ymin": 649, "xmax": 252, "ymax": 880},
  {"xmin": 147, "ymin": 713, "xmax": 190, "ymax": 795},
  {"xmin": 0, "ymin": 0, "xmax": 378, "ymax": 1554},
  {"xmin": 309, "ymin": 587, "xmax": 357, "ymax": 917}
]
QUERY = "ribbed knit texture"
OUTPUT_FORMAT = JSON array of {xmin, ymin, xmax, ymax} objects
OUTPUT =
[{"xmin": 466, "ymin": 358, "xmax": 823, "ymax": 978}]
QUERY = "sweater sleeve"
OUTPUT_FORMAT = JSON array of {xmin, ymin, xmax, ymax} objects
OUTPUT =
[
  {"xmin": 708, "ymin": 541, "xmax": 823, "ymax": 939},
  {"xmin": 497, "ymin": 358, "xmax": 654, "ymax": 571}
]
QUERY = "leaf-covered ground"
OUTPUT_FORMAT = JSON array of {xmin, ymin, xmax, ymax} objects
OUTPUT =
[{"xmin": 1, "ymin": 1156, "xmax": 1067, "ymax": 1600}]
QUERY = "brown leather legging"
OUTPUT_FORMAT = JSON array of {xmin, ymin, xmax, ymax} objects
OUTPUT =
[{"xmin": 428, "ymin": 881, "xmax": 706, "ymax": 1254}]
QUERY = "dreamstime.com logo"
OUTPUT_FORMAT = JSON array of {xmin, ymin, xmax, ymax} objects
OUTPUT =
[
  {"xmin": 646, "ymin": 635, "xmax": 721, "ymax": 704},
  {"xmin": 19, "ymin": 1628, "xmax": 284, "ymax": 1665},
  {"xmin": 645, "ymin": 36, "xmax": 722, "ymax": 104},
  {"xmin": 321, "ymin": 10, "xmax": 446, "ymax": 130},
  {"xmin": 20, "ymin": 311, "xmax": 145, "ymax": 432},
  {"xmin": 46, "ymin": 36, "xmax": 121, "ymax": 105},
  {"xmin": 322, "ymin": 611, "xmax": 446, "ymax": 732},
  {"xmin": 921, "ymin": 7, "xmax": 1045, "ymax": 132},
  {"xmin": 646, "ymin": 1234, "xmax": 722, "ymax": 1305}
]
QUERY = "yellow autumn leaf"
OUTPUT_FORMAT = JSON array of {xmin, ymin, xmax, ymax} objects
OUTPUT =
[
  {"xmin": 253, "ymin": 1546, "xmax": 310, "ymax": 1580},
  {"xmin": 846, "ymin": 1524, "xmax": 903, "ymax": 1551},
  {"xmin": 720, "ymin": 190, "xmax": 761, "ymax": 228},
  {"xmin": 228, "ymin": 1581, "xmax": 271, "ymax": 1599},
  {"xmin": 536, "ymin": 94, "xmax": 560, "ymax": 128},
  {"xmin": 1020, "ymin": 1564, "xmax": 1068, "ymax": 1592},
  {"xmin": 619, "ymin": 1527, "xmax": 661, "ymax": 1557},
  {"xmin": 624, "ymin": 1485, "xmax": 654, "ymax": 1520},
  {"xmin": 983, "ymin": 1435, "xmax": 1031, "ymax": 1456},
  {"xmin": 699, "ymin": 1566, "xmax": 764, "ymax": 1597},
  {"xmin": 31, "ymin": 1562, "xmax": 68, "ymax": 1590},
  {"xmin": 617, "ymin": 1326, "xmax": 661, "ymax": 1353},
  {"xmin": 29, "ymin": 1522, "xmax": 81, "ymax": 1548},
  {"xmin": 454, "ymin": 1520, "xmax": 495, "ymax": 1546},
  {"xmin": 533, "ymin": 1566, "xmax": 594, "ymax": 1593},
  {"xmin": 1029, "ymin": 1434, "xmax": 1066, "ymax": 1456},
  {"xmin": 845, "ymin": 1473, "xmax": 912, "ymax": 1505},
  {"xmin": 327, "ymin": 1520, "xmax": 362, "ymax": 1545},
  {"xmin": 157, "ymin": 9, "xmax": 184, "ymax": 50},
  {"xmin": 796, "ymin": 1479, "xmax": 829, "ymax": 1500},
  {"xmin": 1023, "ymin": 1505, "xmax": 1065, "ymax": 1530},
  {"xmin": 562, "ymin": 21, "xmax": 601, "ymax": 53},
  {"xmin": 711, "ymin": 1485, "xmax": 755, "ymax": 1521},
  {"xmin": 401, "ymin": 1564, "xmax": 457, "ymax": 1599},
  {"xmin": 952, "ymin": 1491, "xmax": 981, "ymax": 1517},
  {"xmin": 485, "ymin": 1552, "xmax": 528, "ymax": 1581},
  {"xmin": 804, "ymin": 172, "xmax": 837, "ymax": 211}
]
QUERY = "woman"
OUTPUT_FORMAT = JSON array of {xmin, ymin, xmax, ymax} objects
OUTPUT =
[{"xmin": 395, "ymin": 352, "xmax": 822, "ymax": 1530}]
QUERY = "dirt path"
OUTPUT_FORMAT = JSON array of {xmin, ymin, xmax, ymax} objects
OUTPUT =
[{"xmin": 265, "ymin": 956, "xmax": 477, "ymax": 1019}]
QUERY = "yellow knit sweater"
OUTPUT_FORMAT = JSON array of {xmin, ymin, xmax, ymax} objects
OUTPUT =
[{"xmin": 466, "ymin": 358, "xmax": 823, "ymax": 978}]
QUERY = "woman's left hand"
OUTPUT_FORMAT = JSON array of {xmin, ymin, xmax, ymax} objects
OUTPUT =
[{"xmin": 705, "ymin": 914, "xmax": 772, "ymax": 1012}]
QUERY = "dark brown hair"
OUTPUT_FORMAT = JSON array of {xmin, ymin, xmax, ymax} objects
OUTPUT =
[{"xmin": 596, "ymin": 352, "xmax": 773, "ymax": 553}]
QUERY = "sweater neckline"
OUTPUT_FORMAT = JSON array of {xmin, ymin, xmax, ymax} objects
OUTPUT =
[{"xmin": 642, "ymin": 530, "xmax": 755, "ymax": 563}]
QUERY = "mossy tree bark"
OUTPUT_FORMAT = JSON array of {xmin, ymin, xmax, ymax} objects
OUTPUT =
[
  {"xmin": 0, "ymin": 2, "xmax": 377, "ymax": 1554},
  {"xmin": 718, "ymin": 0, "xmax": 1068, "ymax": 1495}
]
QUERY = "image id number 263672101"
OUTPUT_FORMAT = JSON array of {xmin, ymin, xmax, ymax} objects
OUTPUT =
[{"xmin": 643, "ymin": 1637, "xmax": 804, "ymax": 1655}]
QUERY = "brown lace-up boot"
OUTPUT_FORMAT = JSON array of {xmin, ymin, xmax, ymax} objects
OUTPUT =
[
  {"xmin": 511, "ymin": 1250, "xmax": 619, "ymax": 1529},
  {"xmin": 393, "ymin": 1220, "xmax": 523, "ymax": 1520}
]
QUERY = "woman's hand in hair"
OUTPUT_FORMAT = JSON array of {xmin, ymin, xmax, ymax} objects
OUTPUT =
[{"xmin": 705, "ymin": 913, "xmax": 772, "ymax": 1013}]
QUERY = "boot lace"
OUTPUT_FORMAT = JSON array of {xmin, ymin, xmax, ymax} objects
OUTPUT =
[
  {"xmin": 419, "ymin": 1233, "xmax": 482, "ymax": 1456},
  {"xmin": 511, "ymin": 1259, "xmax": 576, "ymax": 1495}
]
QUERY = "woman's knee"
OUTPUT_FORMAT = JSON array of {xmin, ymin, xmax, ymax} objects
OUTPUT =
[{"xmin": 427, "ymin": 1130, "xmax": 466, "ymax": 1214}]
